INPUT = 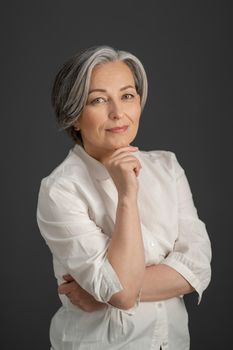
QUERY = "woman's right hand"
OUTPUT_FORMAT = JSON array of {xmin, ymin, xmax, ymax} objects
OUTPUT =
[{"xmin": 100, "ymin": 146, "xmax": 142, "ymax": 198}]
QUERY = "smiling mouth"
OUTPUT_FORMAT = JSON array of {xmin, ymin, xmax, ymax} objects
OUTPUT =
[{"xmin": 106, "ymin": 125, "xmax": 129, "ymax": 133}]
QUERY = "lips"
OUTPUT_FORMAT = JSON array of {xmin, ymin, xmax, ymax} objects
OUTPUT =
[{"xmin": 106, "ymin": 125, "xmax": 129, "ymax": 133}]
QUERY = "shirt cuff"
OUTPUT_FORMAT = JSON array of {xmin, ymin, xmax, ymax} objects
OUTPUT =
[
  {"xmin": 99, "ymin": 258, "xmax": 124, "ymax": 303},
  {"xmin": 160, "ymin": 255, "xmax": 203, "ymax": 304},
  {"xmin": 105, "ymin": 287, "xmax": 142, "ymax": 316}
]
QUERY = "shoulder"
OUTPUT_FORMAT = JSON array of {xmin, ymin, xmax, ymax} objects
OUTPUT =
[
  {"xmin": 138, "ymin": 148, "xmax": 175, "ymax": 168},
  {"xmin": 138, "ymin": 149, "xmax": 184, "ymax": 178},
  {"xmin": 37, "ymin": 168, "xmax": 88, "ymax": 216},
  {"xmin": 140, "ymin": 148, "xmax": 173, "ymax": 161},
  {"xmin": 38, "ymin": 149, "xmax": 89, "ymax": 197}
]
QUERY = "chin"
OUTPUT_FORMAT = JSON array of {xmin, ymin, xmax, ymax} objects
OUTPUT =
[
  {"xmin": 109, "ymin": 141, "xmax": 131, "ymax": 149},
  {"xmin": 113, "ymin": 136, "xmax": 135, "ymax": 147}
]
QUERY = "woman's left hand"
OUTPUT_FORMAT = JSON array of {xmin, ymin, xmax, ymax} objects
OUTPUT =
[{"xmin": 58, "ymin": 275, "xmax": 107, "ymax": 312}]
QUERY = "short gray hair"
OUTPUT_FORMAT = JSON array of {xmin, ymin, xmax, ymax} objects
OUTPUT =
[{"xmin": 51, "ymin": 45, "xmax": 148, "ymax": 144}]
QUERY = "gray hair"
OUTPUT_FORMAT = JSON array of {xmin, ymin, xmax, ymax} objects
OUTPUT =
[{"xmin": 51, "ymin": 45, "xmax": 148, "ymax": 144}]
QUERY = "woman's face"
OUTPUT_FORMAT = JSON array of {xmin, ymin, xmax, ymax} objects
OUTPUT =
[{"xmin": 74, "ymin": 60, "xmax": 141, "ymax": 161}]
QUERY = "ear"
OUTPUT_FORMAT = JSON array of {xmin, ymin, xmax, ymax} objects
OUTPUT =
[{"xmin": 73, "ymin": 120, "xmax": 81, "ymax": 131}]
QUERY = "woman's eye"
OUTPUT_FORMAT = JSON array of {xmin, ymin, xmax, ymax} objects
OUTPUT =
[
  {"xmin": 89, "ymin": 94, "xmax": 134, "ymax": 105},
  {"xmin": 123, "ymin": 94, "xmax": 134, "ymax": 100},
  {"xmin": 91, "ymin": 97, "xmax": 106, "ymax": 104}
]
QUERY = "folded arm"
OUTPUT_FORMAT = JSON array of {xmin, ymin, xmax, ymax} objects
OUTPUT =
[
  {"xmin": 58, "ymin": 152, "xmax": 212, "ymax": 311},
  {"xmin": 159, "ymin": 153, "xmax": 212, "ymax": 304},
  {"xmin": 140, "ymin": 263, "xmax": 194, "ymax": 301},
  {"xmin": 37, "ymin": 175, "xmax": 145, "ymax": 312},
  {"xmin": 58, "ymin": 263, "xmax": 194, "ymax": 311}
]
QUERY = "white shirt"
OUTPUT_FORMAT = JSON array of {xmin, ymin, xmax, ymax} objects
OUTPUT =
[{"xmin": 36, "ymin": 144, "xmax": 212, "ymax": 350}]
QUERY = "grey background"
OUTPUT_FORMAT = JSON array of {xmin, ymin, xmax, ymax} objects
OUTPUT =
[{"xmin": 1, "ymin": 1, "xmax": 232, "ymax": 349}]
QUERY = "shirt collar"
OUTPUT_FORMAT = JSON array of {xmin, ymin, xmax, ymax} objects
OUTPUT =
[
  {"xmin": 72, "ymin": 144, "xmax": 111, "ymax": 181},
  {"xmin": 72, "ymin": 143, "xmax": 141, "ymax": 182}
]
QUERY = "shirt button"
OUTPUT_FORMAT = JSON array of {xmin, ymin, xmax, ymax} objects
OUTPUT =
[
  {"xmin": 157, "ymin": 302, "xmax": 162, "ymax": 308},
  {"xmin": 151, "ymin": 241, "xmax": 155, "ymax": 247}
]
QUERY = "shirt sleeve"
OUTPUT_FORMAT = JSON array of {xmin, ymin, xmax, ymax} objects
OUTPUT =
[
  {"xmin": 105, "ymin": 287, "xmax": 142, "ymax": 315},
  {"xmin": 36, "ymin": 176, "xmax": 124, "ymax": 304},
  {"xmin": 160, "ymin": 152, "xmax": 212, "ymax": 304}
]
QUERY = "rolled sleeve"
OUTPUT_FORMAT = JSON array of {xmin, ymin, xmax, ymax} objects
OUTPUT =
[
  {"xmin": 105, "ymin": 287, "xmax": 142, "ymax": 315},
  {"xmin": 36, "ymin": 177, "xmax": 123, "ymax": 303},
  {"xmin": 161, "ymin": 153, "xmax": 212, "ymax": 304}
]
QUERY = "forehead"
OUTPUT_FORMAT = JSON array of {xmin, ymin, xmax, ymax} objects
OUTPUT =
[{"xmin": 90, "ymin": 61, "xmax": 135, "ymax": 86}]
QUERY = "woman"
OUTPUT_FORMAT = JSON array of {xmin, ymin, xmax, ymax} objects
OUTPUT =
[{"xmin": 36, "ymin": 45, "xmax": 212, "ymax": 350}]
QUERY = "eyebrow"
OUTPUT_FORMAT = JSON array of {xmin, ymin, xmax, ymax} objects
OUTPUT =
[{"xmin": 88, "ymin": 85, "xmax": 136, "ymax": 95}]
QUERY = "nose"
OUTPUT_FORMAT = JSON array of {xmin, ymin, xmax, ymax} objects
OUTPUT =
[{"xmin": 108, "ymin": 100, "xmax": 124, "ymax": 120}]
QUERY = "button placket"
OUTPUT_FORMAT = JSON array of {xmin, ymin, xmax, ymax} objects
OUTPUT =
[{"xmin": 160, "ymin": 340, "xmax": 169, "ymax": 350}]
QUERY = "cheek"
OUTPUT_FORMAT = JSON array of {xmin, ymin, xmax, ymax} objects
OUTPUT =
[
  {"xmin": 82, "ymin": 113, "xmax": 100, "ymax": 130},
  {"xmin": 129, "ymin": 105, "xmax": 141, "ymax": 123}
]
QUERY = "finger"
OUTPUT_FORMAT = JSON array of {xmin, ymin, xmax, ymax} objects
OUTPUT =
[
  {"xmin": 105, "ymin": 150, "xmax": 141, "ymax": 169},
  {"xmin": 110, "ymin": 152, "xmax": 139, "ymax": 163},
  {"xmin": 101, "ymin": 146, "xmax": 138, "ymax": 164},
  {"xmin": 112, "ymin": 157, "xmax": 142, "ymax": 173},
  {"xmin": 69, "ymin": 298, "xmax": 81, "ymax": 306},
  {"xmin": 58, "ymin": 283, "xmax": 69, "ymax": 294},
  {"xmin": 135, "ymin": 161, "xmax": 142, "ymax": 176},
  {"xmin": 114, "ymin": 145, "xmax": 138, "ymax": 152},
  {"xmin": 58, "ymin": 281, "xmax": 76, "ymax": 294},
  {"xmin": 63, "ymin": 274, "xmax": 75, "ymax": 282},
  {"xmin": 110, "ymin": 146, "xmax": 138, "ymax": 159}
]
